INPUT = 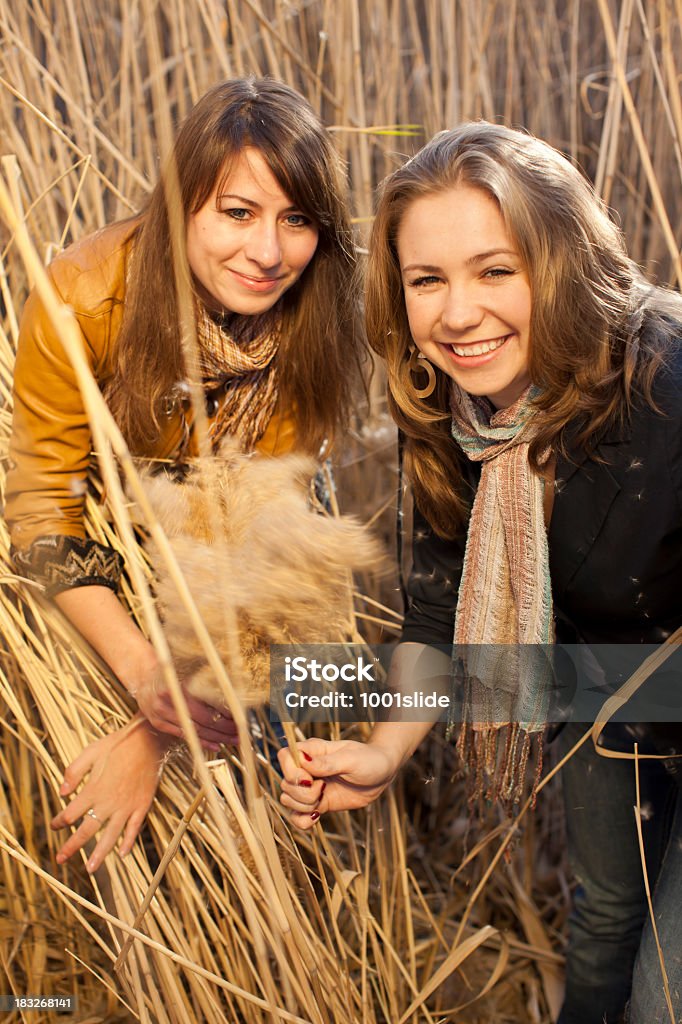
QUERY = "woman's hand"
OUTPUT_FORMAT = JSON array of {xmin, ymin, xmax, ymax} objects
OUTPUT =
[
  {"xmin": 50, "ymin": 716, "xmax": 172, "ymax": 872},
  {"xmin": 54, "ymin": 586, "xmax": 238, "ymax": 749},
  {"xmin": 278, "ymin": 737, "xmax": 401, "ymax": 830},
  {"xmin": 278, "ymin": 714, "xmax": 440, "ymax": 830},
  {"xmin": 132, "ymin": 669, "xmax": 240, "ymax": 751}
]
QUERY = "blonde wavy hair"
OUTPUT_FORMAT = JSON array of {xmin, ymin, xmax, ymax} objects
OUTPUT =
[{"xmin": 366, "ymin": 121, "xmax": 680, "ymax": 538}]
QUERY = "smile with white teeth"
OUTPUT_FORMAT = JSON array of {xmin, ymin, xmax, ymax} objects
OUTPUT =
[{"xmin": 449, "ymin": 336, "xmax": 508, "ymax": 357}]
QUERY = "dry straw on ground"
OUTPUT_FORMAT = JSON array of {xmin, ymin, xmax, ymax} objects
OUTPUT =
[{"xmin": 0, "ymin": 2, "xmax": 681, "ymax": 1022}]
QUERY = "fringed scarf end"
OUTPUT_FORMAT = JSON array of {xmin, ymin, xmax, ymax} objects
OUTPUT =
[{"xmin": 454, "ymin": 723, "xmax": 545, "ymax": 812}]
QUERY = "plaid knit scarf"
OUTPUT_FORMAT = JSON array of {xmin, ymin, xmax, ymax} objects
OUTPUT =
[
  {"xmin": 450, "ymin": 384, "xmax": 554, "ymax": 805},
  {"xmin": 197, "ymin": 307, "xmax": 281, "ymax": 453}
]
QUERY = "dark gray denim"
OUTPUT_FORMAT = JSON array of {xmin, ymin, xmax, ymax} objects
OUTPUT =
[{"xmin": 558, "ymin": 722, "xmax": 681, "ymax": 1024}]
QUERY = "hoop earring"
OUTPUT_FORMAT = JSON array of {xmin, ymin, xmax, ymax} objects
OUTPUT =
[{"xmin": 407, "ymin": 345, "xmax": 436, "ymax": 399}]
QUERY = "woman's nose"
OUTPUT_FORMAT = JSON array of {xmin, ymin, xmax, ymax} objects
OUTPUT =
[
  {"xmin": 245, "ymin": 221, "xmax": 282, "ymax": 269},
  {"xmin": 441, "ymin": 285, "xmax": 484, "ymax": 332}
]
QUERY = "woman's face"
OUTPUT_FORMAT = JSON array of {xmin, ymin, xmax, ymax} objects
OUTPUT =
[
  {"xmin": 186, "ymin": 147, "xmax": 319, "ymax": 316},
  {"xmin": 396, "ymin": 183, "xmax": 532, "ymax": 410}
]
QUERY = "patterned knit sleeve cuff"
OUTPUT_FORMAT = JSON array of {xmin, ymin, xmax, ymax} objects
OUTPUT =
[{"xmin": 11, "ymin": 535, "xmax": 124, "ymax": 597}]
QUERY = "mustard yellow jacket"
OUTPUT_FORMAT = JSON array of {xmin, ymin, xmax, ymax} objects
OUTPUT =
[{"xmin": 5, "ymin": 218, "xmax": 296, "ymax": 552}]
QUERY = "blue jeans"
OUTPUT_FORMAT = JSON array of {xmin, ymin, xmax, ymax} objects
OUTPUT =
[{"xmin": 558, "ymin": 723, "xmax": 682, "ymax": 1024}]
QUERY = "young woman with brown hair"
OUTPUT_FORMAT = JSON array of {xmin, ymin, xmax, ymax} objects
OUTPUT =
[
  {"xmin": 5, "ymin": 76, "xmax": 363, "ymax": 872},
  {"xmin": 278, "ymin": 122, "xmax": 682, "ymax": 1023}
]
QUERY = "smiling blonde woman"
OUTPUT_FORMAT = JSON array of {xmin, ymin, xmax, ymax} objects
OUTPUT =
[{"xmin": 278, "ymin": 121, "xmax": 682, "ymax": 1024}]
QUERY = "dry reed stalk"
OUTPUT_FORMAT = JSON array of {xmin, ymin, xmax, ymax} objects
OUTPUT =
[
  {"xmin": 594, "ymin": 0, "xmax": 634, "ymax": 201},
  {"xmin": 634, "ymin": 0, "xmax": 682, "ymax": 182},
  {"xmin": 595, "ymin": 0, "xmax": 682, "ymax": 286},
  {"xmin": 633, "ymin": 745, "xmax": 676, "ymax": 1024}
]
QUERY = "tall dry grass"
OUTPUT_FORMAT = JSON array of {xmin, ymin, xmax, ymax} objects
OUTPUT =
[{"xmin": 0, "ymin": 2, "xmax": 681, "ymax": 1022}]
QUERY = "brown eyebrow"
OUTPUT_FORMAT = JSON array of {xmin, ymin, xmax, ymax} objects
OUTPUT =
[
  {"xmin": 401, "ymin": 249, "xmax": 519, "ymax": 276},
  {"xmin": 216, "ymin": 192, "xmax": 257, "ymax": 204},
  {"xmin": 216, "ymin": 192, "xmax": 299, "ymax": 213},
  {"xmin": 466, "ymin": 248, "xmax": 518, "ymax": 265},
  {"xmin": 400, "ymin": 263, "xmax": 442, "ymax": 275}
]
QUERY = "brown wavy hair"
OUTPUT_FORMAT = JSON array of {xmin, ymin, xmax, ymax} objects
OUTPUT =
[
  {"xmin": 366, "ymin": 121, "xmax": 681, "ymax": 538},
  {"xmin": 106, "ymin": 77, "xmax": 362, "ymax": 454}
]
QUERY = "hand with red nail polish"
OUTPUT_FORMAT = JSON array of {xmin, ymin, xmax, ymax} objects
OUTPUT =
[
  {"xmin": 277, "ymin": 736, "xmax": 404, "ymax": 831},
  {"xmin": 277, "ymin": 646, "xmax": 445, "ymax": 831}
]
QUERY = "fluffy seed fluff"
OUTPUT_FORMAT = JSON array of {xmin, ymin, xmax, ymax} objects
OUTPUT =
[{"xmin": 139, "ymin": 441, "xmax": 382, "ymax": 710}]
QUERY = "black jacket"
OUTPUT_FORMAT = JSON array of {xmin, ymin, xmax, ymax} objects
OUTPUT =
[{"xmin": 400, "ymin": 350, "xmax": 682, "ymax": 747}]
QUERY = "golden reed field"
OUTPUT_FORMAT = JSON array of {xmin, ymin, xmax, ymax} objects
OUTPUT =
[{"xmin": 0, "ymin": 2, "xmax": 680, "ymax": 1022}]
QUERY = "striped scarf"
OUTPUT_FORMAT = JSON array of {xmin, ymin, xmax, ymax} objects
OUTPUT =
[
  {"xmin": 450, "ymin": 385, "xmax": 553, "ymax": 805},
  {"xmin": 197, "ymin": 308, "xmax": 281, "ymax": 453}
]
